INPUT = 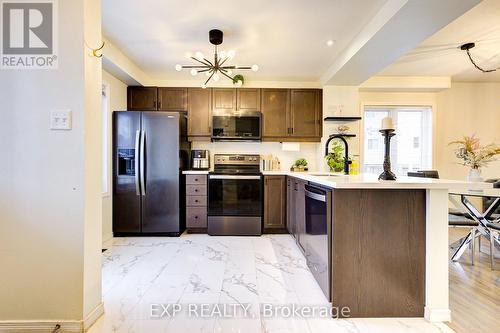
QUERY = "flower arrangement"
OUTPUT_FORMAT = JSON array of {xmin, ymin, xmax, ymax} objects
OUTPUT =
[{"xmin": 449, "ymin": 135, "xmax": 500, "ymax": 169}]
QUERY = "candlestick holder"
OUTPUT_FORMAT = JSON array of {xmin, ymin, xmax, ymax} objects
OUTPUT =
[{"xmin": 378, "ymin": 129, "xmax": 397, "ymax": 180}]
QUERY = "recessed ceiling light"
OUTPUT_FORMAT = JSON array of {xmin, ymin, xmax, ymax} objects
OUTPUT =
[{"xmin": 326, "ymin": 40, "xmax": 335, "ymax": 47}]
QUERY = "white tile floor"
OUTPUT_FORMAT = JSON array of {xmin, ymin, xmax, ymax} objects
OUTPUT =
[{"xmin": 88, "ymin": 234, "xmax": 454, "ymax": 333}]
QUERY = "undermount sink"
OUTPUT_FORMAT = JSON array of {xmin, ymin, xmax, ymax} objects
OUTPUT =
[{"xmin": 309, "ymin": 172, "xmax": 344, "ymax": 177}]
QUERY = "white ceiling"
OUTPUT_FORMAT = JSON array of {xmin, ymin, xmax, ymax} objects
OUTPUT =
[
  {"xmin": 379, "ymin": 0, "xmax": 500, "ymax": 82},
  {"xmin": 102, "ymin": 0, "xmax": 387, "ymax": 82}
]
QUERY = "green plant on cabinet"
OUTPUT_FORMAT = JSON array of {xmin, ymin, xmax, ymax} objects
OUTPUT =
[{"xmin": 291, "ymin": 158, "xmax": 308, "ymax": 172}]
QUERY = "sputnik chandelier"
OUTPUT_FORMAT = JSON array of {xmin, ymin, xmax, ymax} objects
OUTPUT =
[{"xmin": 175, "ymin": 29, "xmax": 258, "ymax": 88}]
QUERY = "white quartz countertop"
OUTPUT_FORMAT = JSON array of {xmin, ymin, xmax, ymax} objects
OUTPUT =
[
  {"xmin": 183, "ymin": 170, "xmax": 210, "ymax": 175},
  {"xmin": 183, "ymin": 170, "xmax": 492, "ymax": 190},
  {"xmin": 262, "ymin": 171, "xmax": 493, "ymax": 190}
]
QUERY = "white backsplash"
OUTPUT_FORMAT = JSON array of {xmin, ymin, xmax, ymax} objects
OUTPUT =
[{"xmin": 192, "ymin": 141, "xmax": 322, "ymax": 171}]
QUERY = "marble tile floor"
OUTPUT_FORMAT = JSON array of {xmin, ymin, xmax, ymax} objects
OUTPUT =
[{"xmin": 88, "ymin": 234, "xmax": 454, "ymax": 333}]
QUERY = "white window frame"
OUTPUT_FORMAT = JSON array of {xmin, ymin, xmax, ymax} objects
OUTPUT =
[{"xmin": 359, "ymin": 102, "xmax": 437, "ymax": 176}]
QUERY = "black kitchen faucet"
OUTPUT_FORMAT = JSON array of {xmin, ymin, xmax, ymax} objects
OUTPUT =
[{"xmin": 324, "ymin": 134, "xmax": 351, "ymax": 175}]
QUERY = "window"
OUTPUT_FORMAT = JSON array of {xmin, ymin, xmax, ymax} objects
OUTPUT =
[
  {"xmin": 102, "ymin": 84, "xmax": 109, "ymax": 194},
  {"xmin": 363, "ymin": 106, "xmax": 432, "ymax": 176}
]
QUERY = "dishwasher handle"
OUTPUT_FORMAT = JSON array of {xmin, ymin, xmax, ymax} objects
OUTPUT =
[
  {"xmin": 304, "ymin": 184, "xmax": 330, "ymax": 202},
  {"xmin": 304, "ymin": 188, "xmax": 326, "ymax": 202}
]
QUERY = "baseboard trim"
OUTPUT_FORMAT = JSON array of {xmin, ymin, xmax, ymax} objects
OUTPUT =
[
  {"xmin": 0, "ymin": 320, "xmax": 82, "ymax": 332},
  {"xmin": 102, "ymin": 234, "xmax": 114, "ymax": 249},
  {"xmin": 424, "ymin": 307, "xmax": 451, "ymax": 322},
  {"xmin": 83, "ymin": 302, "xmax": 104, "ymax": 331},
  {"xmin": 0, "ymin": 302, "xmax": 104, "ymax": 333}
]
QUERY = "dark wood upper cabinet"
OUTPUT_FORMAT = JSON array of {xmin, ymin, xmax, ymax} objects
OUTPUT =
[
  {"xmin": 290, "ymin": 89, "xmax": 322, "ymax": 138},
  {"xmin": 127, "ymin": 86, "xmax": 158, "ymax": 111},
  {"xmin": 263, "ymin": 176, "xmax": 287, "ymax": 231},
  {"xmin": 237, "ymin": 89, "xmax": 261, "ymax": 111},
  {"xmin": 212, "ymin": 88, "xmax": 236, "ymax": 112},
  {"xmin": 158, "ymin": 88, "xmax": 187, "ymax": 111},
  {"xmin": 126, "ymin": 86, "xmax": 322, "ymax": 142},
  {"xmin": 261, "ymin": 89, "xmax": 289, "ymax": 138},
  {"xmin": 187, "ymin": 88, "xmax": 212, "ymax": 139}
]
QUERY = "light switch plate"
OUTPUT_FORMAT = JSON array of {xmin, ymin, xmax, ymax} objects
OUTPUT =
[{"xmin": 50, "ymin": 110, "xmax": 72, "ymax": 130}]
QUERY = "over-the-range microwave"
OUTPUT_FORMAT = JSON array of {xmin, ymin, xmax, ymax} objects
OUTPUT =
[{"xmin": 211, "ymin": 111, "xmax": 261, "ymax": 141}]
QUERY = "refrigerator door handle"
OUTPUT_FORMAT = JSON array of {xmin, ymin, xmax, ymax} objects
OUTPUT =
[
  {"xmin": 134, "ymin": 130, "xmax": 141, "ymax": 196},
  {"xmin": 140, "ymin": 130, "xmax": 146, "ymax": 195}
]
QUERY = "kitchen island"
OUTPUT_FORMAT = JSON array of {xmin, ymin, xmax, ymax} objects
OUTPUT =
[
  {"xmin": 262, "ymin": 171, "xmax": 491, "ymax": 322},
  {"xmin": 184, "ymin": 170, "xmax": 491, "ymax": 322}
]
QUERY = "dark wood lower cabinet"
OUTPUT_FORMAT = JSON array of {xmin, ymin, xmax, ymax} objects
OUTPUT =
[
  {"xmin": 263, "ymin": 176, "xmax": 287, "ymax": 232},
  {"xmin": 286, "ymin": 177, "xmax": 294, "ymax": 235},
  {"xmin": 331, "ymin": 189, "xmax": 426, "ymax": 317},
  {"xmin": 186, "ymin": 175, "xmax": 208, "ymax": 232}
]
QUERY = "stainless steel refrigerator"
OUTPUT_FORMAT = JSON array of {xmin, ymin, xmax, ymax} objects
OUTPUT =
[{"xmin": 113, "ymin": 111, "xmax": 190, "ymax": 236}]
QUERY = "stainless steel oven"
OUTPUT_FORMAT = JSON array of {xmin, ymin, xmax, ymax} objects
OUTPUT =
[
  {"xmin": 304, "ymin": 183, "xmax": 332, "ymax": 299},
  {"xmin": 211, "ymin": 112, "xmax": 261, "ymax": 141},
  {"xmin": 208, "ymin": 154, "xmax": 262, "ymax": 235}
]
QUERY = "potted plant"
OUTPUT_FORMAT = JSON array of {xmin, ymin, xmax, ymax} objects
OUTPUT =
[
  {"xmin": 291, "ymin": 158, "xmax": 308, "ymax": 172},
  {"xmin": 449, "ymin": 135, "xmax": 500, "ymax": 182},
  {"xmin": 325, "ymin": 141, "xmax": 350, "ymax": 172}
]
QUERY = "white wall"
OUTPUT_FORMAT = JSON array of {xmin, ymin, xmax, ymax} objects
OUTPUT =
[
  {"xmin": 0, "ymin": 0, "xmax": 102, "ymax": 326},
  {"xmin": 318, "ymin": 86, "xmax": 361, "ymax": 171},
  {"xmin": 436, "ymin": 82, "xmax": 500, "ymax": 181},
  {"xmin": 102, "ymin": 70, "xmax": 127, "ymax": 247},
  {"xmin": 192, "ymin": 142, "xmax": 319, "ymax": 171}
]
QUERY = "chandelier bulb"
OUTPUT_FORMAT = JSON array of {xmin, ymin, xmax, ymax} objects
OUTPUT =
[
  {"xmin": 227, "ymin": 50, "xmax": 236, "ymax": 59},
  {"xmin": 201, "ymin": 83, "xmax": 207, "ymax": 89},
  {"xmin": 190, "ymin": 69, "xmax": 198, "ymax": 76},
  {"xmin": 175, "ymin": 64, "xmax": 182, "ymax": 71},
  {"xmin": 219, "ymin": 50, "xmax": 227, "ymax": 59},
  {"xmin": 195, "ymin": 51, "xmax": 204, "ymax": 60},
  {"xmin": 251, "ymin": 65, "xmax": 259, "ymax": 72},
  {"xmin": 236, "ymin": 80, "xmax": 243, "ymax": 87},
  {"xmin": 213, "ymin": 73, "xmax": 220, "ymax": 82},
  {"xmin": 185, "ymin": 52, "xmax": 192, "ymax": 59}
]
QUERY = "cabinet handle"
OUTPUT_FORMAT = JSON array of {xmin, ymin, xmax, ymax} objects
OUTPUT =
[
  {"xmin": 195, "ymin": 178, "xmax": 198, "ymax": 182},
  {"xmin": 194, "ymin": 189, "xmax": 198, "ymax": 192},
  {"xmin": 195, "ymin": 200, "xmax": 199, "ymax": 203},
  {"xmin": 194, "ymin": 216, "xmax": 198, "ymax": 219},
  {"xmin": 158, "ymin": 101, "xmax": 162, "ymax": 109},
  {"xmin": 153, "ymin": 101, "xmax": 157, "ymax": 109}
]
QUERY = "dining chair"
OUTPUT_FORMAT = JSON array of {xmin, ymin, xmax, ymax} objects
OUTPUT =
[{"xmin": 408, "ymin": 170, "xmax": 479, "ymax": 265}]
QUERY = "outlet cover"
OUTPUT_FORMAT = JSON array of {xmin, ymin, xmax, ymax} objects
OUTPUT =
[{"xmin": 50, "ymin": 110, "xmax": 72, "ymax": 130}]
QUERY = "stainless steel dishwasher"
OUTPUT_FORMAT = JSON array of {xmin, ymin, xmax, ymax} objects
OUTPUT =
[{"xmin": 304, "ymin": 183, "xmax": 332, "ymax": 299}]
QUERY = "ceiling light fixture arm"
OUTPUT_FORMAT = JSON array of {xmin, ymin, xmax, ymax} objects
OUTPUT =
[{"xmin": 460, "ymin": 42, "xmax": 499, "ymax": 73}]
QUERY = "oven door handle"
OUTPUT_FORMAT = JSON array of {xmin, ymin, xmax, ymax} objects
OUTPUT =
[
  {"xmin": 304, "ymin": 189, "xmax": 326, "ymax": 202},
  {"xmin": 209, "ymin": 175, "xmax": 261, "ymax": 180}
]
